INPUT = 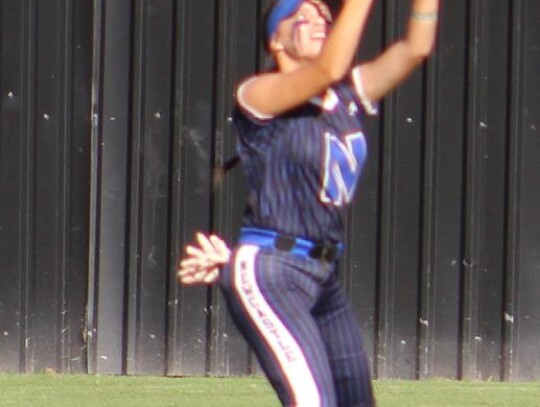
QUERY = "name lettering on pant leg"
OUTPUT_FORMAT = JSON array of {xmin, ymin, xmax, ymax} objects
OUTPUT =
[
  {"xmin": 239, "ymin": 261, "xmax": 298, "ymax": 362},
  {"xmin": 234, "ymin": 246, "xmax": 321, "ymax": 405}
]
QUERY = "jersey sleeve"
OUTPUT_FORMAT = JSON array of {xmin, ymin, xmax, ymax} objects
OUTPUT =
[
  {"xmin": 235, "ymin": 77, "xmax": 275, "ymax": 122},
  {"xmin": 233, "ymin": 77, "xmax": 282, "ymax": 154},
  {"xmin": 350, "ymin": 67, "xmax": 379, "ymax": 116}
]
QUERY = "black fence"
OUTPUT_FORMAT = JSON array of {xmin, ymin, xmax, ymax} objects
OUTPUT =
[{"xmin": 0, "ymin": 0, "xmax": 539, "ymax": 381}]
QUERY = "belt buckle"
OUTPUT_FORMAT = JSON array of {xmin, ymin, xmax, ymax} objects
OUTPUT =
[
  {"xmin": 309, "ymin": 242, "xmax": 337, "ymax": 262},
  {"xmin": 274, "ymin": 235, "xmax": 296, "ymax": 251}
]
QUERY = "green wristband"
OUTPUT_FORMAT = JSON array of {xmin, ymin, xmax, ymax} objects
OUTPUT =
[{"xmin": 411, "ymin": 11, "xmax": 438, "ymax": 21}]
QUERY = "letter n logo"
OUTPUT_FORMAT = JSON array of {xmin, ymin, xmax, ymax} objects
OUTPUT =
[{"xmin": 320, "ymin": 132, "xmax": 367, "ymax": 207}]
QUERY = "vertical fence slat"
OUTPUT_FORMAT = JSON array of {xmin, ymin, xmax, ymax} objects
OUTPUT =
[
  {"xmin": 125, "ymin": 0, "xmax": 175, "ymax": 376},
  {"xmin": 418, "ymin": 0, "xmax": 468, "ymax": 379},
  {"xmin": 167, "ymin": 0, "xmax": 217, "ymax": 376},
  {"xmin": 472, "ymin": 0, "xmax": 511, "ymax": 381},
  {"xmin": 63, "ymin": 0, "xmax": 93, "ymax": 374},
  {"xmin": 208, "ymin": 0, "xmax": 258, "ymax": 377},
  {"xmin": 0, "ymin": 0, "xmax": 29, "ymax": 373},
  {"xmin": 510, "ymin": 0, "xmax": 540, "ymax": 381},
  {"xmin": 504, "ymin": 0, "xmax": 525, "ymax": 382},
  {"xmin": 377, "ymin": 0, "xmax": 426, "ymax": 380},
  {"xmin": 461, "ymin": 0, "xmax": 511, "ymax": 381},
  {"xmin": 30, "ymin": 0, "xmax": 65, "ymax": 373},
  {"xmin": 87, "ymin": 0, "xmax": 133, "ymax": 375}
]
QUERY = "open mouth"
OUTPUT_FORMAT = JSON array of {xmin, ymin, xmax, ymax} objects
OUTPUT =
[{"xmin": 311, "ymin": 32, "xmax": 326, "ymax": 40}]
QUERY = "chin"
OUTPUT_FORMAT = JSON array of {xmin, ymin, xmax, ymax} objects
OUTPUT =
[{"xmin": 305, "ymin": 49, "xmax": 323, "ymax": 59}]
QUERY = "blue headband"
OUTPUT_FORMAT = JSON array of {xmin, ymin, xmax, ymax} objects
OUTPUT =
[{"xmin": 266, "ymin": 0, "xmax": 303, "ymax": 41}]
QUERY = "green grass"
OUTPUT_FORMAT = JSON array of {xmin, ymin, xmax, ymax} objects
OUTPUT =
[
  {"xmin": 375, "ymin": 380, "xmax": 540, "ymax": 407},
  {"xmin": 0, "ymin": 374, "xmax": 539, "ymax": 406}
]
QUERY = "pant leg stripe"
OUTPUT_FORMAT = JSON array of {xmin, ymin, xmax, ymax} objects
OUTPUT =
[{"xmin": 233, "ymin": 245, "xmax": 321, "ymax": 407}]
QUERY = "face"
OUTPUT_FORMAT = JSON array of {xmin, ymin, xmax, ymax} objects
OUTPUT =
[{"xmin": 271, "ymin": 1, "xmax": 329, "ymax": 62}]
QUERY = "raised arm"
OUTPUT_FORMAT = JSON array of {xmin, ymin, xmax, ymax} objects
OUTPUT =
[
  {"xmin": 359, "ymin": 0, "xmax": 440, "ymax": 102},
  {"xmin": 241, "ymin": 0, "xmax": 375, "ymax": 118}
]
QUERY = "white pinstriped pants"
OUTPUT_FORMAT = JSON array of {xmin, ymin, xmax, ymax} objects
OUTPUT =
[{"xmin": 219, "ymin": 244, "xmax": 375, "ymax": 407}]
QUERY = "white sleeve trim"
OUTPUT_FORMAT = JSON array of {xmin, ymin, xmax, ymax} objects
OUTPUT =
[
  {"xmin": 236, "ymin": 77, "xmax": 274, "ymax": 121},
  {"xmin": 351, "ymin": 67, "xmax": 378, "ymax": 116}
]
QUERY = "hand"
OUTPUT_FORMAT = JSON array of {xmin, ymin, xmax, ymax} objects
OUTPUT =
[{"xmin": 177, "ymin": 233, "xmax": 231, "ymax": 285}]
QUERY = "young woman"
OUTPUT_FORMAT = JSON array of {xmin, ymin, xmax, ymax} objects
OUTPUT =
[{"xmin": 179, "ymin": 0, "xmax": 440, "ymax": 405}]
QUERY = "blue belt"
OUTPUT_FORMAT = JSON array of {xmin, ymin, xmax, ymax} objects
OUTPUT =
[{"xmin": 238, "ymin": 227, "xmax": 344, "ymax": 262}]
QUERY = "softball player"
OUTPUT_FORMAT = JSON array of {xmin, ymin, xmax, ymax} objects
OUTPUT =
[{"xmin": 179, "ymin": 0, "xmax": 440, "ymax": 405}]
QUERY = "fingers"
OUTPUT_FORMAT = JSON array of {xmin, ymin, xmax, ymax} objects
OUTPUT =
[
  {"xmin": 180, "ymin": 266, "xmax": 219, "ymax": 285},
  {"xmin": 185, "ymin": 244, "xmax": 205, "ymax": 259},
  {"xmin": 192, "ymin": 233, "xmax": 231, "ymax": 265},
  {"xmin": 203, "ymin": 268, "xmax": 219, "ymax": 283},
  {"xmin": 180, "ymin": 248, "xmax": 221, "ymax": 269},
  {"xmin": 196, "ymin": 235, "xmax": 230, "ymax": 265},
  {"xmin": 176, "ymin": 232, "xmax": 231, "ymax": 286},
  {"xmin": 178, "ymin": 266, "xmax": 219, "ymax": 285},
  {"xmin": 177, "ymin": 256, "xmax": 214, "ymax": 280},
  {"xmin": 209, "ymin": 235, "xmax": 232, "ymax": 259},
  {"xmin": 183, "ymin": 243, "xmax": 223, "ymax": 266},
  {"xmin": 196, "ymin": 232, "xmax": 215, "ymax": 255}
]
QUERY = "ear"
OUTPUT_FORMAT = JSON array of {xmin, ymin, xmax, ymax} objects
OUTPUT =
[{"xmin": 268, "ymin": 35, "xmax": 285, "ymax": 53}]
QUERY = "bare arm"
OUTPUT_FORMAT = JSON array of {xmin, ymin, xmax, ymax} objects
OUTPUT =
[
  {"xmin": 242, "ymin": 0, "xmax": 375, "ymax": 117},
  {"xmin": 360, "ymin": 0, "xmax": 440, "ymax": 102}
]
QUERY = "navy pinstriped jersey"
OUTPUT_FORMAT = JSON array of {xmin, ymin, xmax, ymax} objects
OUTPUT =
[{"xmin": 233, "ymin": 77, "xmax": 372, "ymax": 243}]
